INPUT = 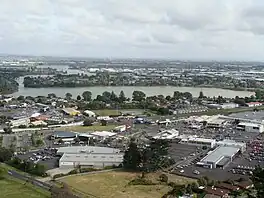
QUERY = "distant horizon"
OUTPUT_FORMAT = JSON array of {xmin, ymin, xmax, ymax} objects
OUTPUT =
[{"xmin": 1, "ymin": 53, "xmax": 264, "ymax": 63}]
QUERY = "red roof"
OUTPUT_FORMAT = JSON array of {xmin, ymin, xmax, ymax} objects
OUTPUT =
[{"xmin": 246, "ymin": 102, "xmax": 262, "ymax": 105}]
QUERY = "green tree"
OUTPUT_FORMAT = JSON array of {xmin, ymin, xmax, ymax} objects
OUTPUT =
[
  {"xmin": 101, "ymin": 120, "xmax": 107, "ymax": 126},
  {"xmin": 252, "ymin": 166, "xmax": 264, "ymax": 198},
  {"xmin": 83, "ymin": 119, "xmax": 93, "ymax": 126},
  {"xmin": 17, "ymin": 95, "xmax": 25, "ymax": 101},
  {"xmin": 65, "ymin": 93, "xmax": 72, "ymax": 100},
  {"xmin": 77, "ymin": 95, "xmax": 81, "ymax": 100},
  {"xmin": 0, "ymin": 147, "xmax": 13, "ymax": 162},
  {"xmin": 47, "ymin": 93, "xmax": 57, "ymax": 99},
  {"xmin": 82, "ymin": 91, "xmax": 92, "ymax": 101},
  {"xmin": 119, "ymin": 90, "xmax": 126, "ymax": 103},
  {"xmin": 132, "ymin": 91, "xmax": 146, "ymax": 102},
  {"xmin": 199, "ymin": 91, "xmax": 204, "ymax": 99},
  {"xmin": 123, "ymin": 140, "xmax": 142, "ymax": 170},
  {"xmin": 3, "ymin": 127, "xmax": 12, "ymax": 134},
  {"xmin": 110, "ymin": 91, "xmax": 118, "ymax": 102}
]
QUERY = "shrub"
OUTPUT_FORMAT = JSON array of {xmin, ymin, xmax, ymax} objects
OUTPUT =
[
  {"xmin": 159, "ymin": 174, "xmax": 168, "ymax": 183},
  {"xmin": 80, "ymin": 168, "xmax": 98, "ymax": 173},
  {"xmin": 53, "ymin": 173, "xmax": 66, "ymax": 179},
  {"xmin": 68, "ymin": 169, "xmax": 78, "ymax": 175},
  {"xmin": 128, "ymin": 177, "xmax": 155, "ymax": 186}
]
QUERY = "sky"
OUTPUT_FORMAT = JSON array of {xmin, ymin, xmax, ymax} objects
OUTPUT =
[{"xmin": 1, "ymin": 0, "xmax": 264, "ymax": 60}]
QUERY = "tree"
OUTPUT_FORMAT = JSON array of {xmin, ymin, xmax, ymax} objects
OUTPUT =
[
  {"xmin": 157, "ymin": 107, "xmax": 170, "ymax": 115},
  {"xmin": 199, "ymin": 91, "xmax": 204, "ymax": 99},
  {"xmin": 76, "ymin": 95, "xmax": 81, "ymax": 101},
  {"xmin": 173, "ymin": 91, "xmax": 181, "ymax": 100},
  {"xmin": 110, "ymin": 91, "xmax": 118, "ymax": 102},
  {"xmin": 36, "ymin": 139, "xmax": 43, "ymax": 146},
  {"xmin": 0, "ymin": 147, "xmax": 13, "ymax": 162},
  {"xmin": 123, "ymin": 140, "xmax": 142, "ymax": 170},
  {"xmin": 17, "ymin": 95, "xmax": 25, "ymax": 101},
  {"xmin": 82, "ymin": 91, "xmax": 92, "ymax": 101},
  {"xmin": 132, "ymin": 91, "xmax": 146, "ymax": 102},
  {"xmin": 3, "ymin": 127, "xmax": 12, "ymax": 134},
  {"xmin": 83, "ymin": 119, "xmax": 93, "ymax": 126},
  {"xmin": 119, "ymin": 90, "xmax": 126, "ymax": 103},
  {"xmin": 252, "ymin": 166, "xmax": 264, "ymax": 198},
  {"xmin": 234, "ymin": 97, "xmax": 246, "ymax": 106},
  {"xmin": 198, "ymin": 177, "xmax": 207, "ymax": 186},
  {"xmin": 47, "ymin": 93, "xmax": 57, "ymax": 99},
  {"xmin": 183, "ymin": 92, "xmax": 193, "ymax": 101},
  {"xmin": 159, "ymin": 174, "xmax": 168, "ymax": 183},
  {"xmin": 65, "ymin": 93, "xmax": 72, "ymax": 100},
  {"xmin": 101, "ymin": 120, "xmax": 107, "ymax": 126}
]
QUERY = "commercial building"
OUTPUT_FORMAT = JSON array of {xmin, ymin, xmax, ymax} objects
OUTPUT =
[
  {"xmin": 153, "ymin": 129, "xmax": 179, "ymax": 139},
  {"xmin": 207, "ymin": 118, "xmax": 227, "ymax": 128},
  {"xmin": 59, "ymin": 153, "xmax": 123, "ymax": 169},
  {"xmin": 216, "ymin": 140, "xmax": 247, "ymax": 152},
  {"xmin": 62, "ymin": 108, "xmax": 80, "ymax": 116},
  {"xmin": 9, "ymin": 118, "xmax": 30, "ymax": 127},
  {"xmin": 91, "ymin": 131, "xmax": 117, "ymax": 140},
  {"xmin": 237, "ymin": 122, "xmax": 264, "ymax": 133},
  {"xmin": 180, "ymin": 137, "xmax": 216, "ymax": 148},
  {"xmin": 57, "ymin": 146, "xmax": 120, "ymax": 156},
  {"xmin": 57, "ymin": 146, "xmax": 123, "ymax": 169},
  {"xmin": 197, "ymin": 146, "xmax": 240, "ymax": 169},
  {"xmin": 51, "ymin": 131, "xmax": 77, "ymax": 140}
]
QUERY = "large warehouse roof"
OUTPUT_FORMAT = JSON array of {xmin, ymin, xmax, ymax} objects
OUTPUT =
[
  {"xmin": 60, "ymin": 153, "xmax": 123, "ymax": 164},
  {"xmin": 57, "ymin": 146, "xmax": 121, "ymax": 155},
  {"xmin": 201, "ymin": 146, "xmax": 239, "ymax": 164}
]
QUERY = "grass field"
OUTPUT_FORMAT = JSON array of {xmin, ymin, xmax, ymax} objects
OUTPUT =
[
  {"xmin": 59, "ymin": 124, "xmax": 118, "ymax": 132},
  {"xmin": 0, "ymin": 177, "xmax": 50, "ymax": 198},
  {"xmin": 61, "ymin": 171, "xmax": 195, "ymax": 198},
  {"xmin": 92, "ymin": 109, "xmax": 146, "ymax": 116}
]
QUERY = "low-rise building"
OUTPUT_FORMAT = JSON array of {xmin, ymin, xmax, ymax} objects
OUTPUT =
[
  {"xmin": 180, "ymin": 137, "xmax": 216, "ymax": 148},
  {"xmin": 237, "ymin": 122, "xmax": 264, "ymax": 133},
  {"xmin": 246, "ymin": 102, "xmax": 262, "ymax": 107},
  {"xmin": 216, "ymin": 140, "xmax": 246, "ymax": 152},
  {"xmin": 9, "ymin": 118, "xmax": 30, "ymax": 127},
  {"xmin": 83, "ymin": 110, "xmax": 96, "ymax": 117},
  {"xmin": 59, "ymin": 153, "xmax": 123, "ymax": 169},
  {"xmin": 62, "ymin": 108, "xmax": 80, "ymax": 116},
  {"xmin": 197, "ymin": 146, "xmax": 240, "ymax": 169}
]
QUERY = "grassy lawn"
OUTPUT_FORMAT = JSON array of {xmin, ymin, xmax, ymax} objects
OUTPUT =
[
  {"xmin": 59, "ymin": 124, "xmax": 118, "ymax": 132},
  {"xmin": 92, "ymin": 109, "xmax": 147, "ymax": 116},
  {"xmin": 61, "ymin": 171, "xmax": 195, "ymax": 198},
  {"xmin": 0, "ymin": 165, "xmax": 50, "ymax": 198}
]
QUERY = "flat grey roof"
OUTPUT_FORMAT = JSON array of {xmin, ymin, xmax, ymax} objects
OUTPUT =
[
  {"xmin": 229, "ymin": 111, "xmax": 264, "ymax": 122},
  {"xmin": 57, "ymin": 146, "xmax": 121, "ymax": 154},
  {"xmin": 60, "ymin": 153, "xmax": 123, "ymax": 163},
  {"xmin": 201, "ymin": 146, "xmax": 239, "ymax": 164}
]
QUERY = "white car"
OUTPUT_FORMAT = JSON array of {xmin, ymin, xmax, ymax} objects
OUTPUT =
[{"xmin": 180, "ymin": 169, "xmax": 184, "ymax": 173}]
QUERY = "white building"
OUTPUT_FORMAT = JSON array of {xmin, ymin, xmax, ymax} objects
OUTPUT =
[
  {"xmin": 216, "ymin": 140, "xmax": 246, "ymax": 152},
  {"xmin": 83, "ymin": 110, "xmax": 96, "ymax": 117},
  {"xmin": 9, "ymin": 118, "xmax": 30, "ymax": 127},
  {"xmin": 59, "ymin": 153, "xmax": 123, "ymax": 169},
  {"xmin": 57, "ymin": 146, "xmax": 120, "ymax": 156},
  {"xmin": 198, "ymin": 146, "xmax": 240, "ymax": 169},
  {"xmin": 91, "ymin": 131, "xmax": 117, "ymax": 140},
  {"xmin": 207, "ymin": 118, "xmax": 226, "ymax": 128},
  {"xmin": 245, "ymin": 102, "xmax": 262, "ymax": 107},
  {"xmin": 180, "ymin": 137, "xmax": 216, "ymax": 148},
  {"xmin": 153, "ymin": 129, "xmax": 179, "ymax": 139},
  {"xmin": 206, "ymin": 103, "xmax": 239, "ymax": 109},
  {"xmin": 237, "ymin": 122, "xmax": 264, "ymax": 133}
]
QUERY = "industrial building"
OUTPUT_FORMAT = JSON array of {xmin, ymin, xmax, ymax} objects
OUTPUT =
[
  {"xmin": 216, "ymin": 140, "xmax": 247, "ymax": 152},
  {"xmin": 57, "ymin": 146, "xmax": 121, "ymax": 156},
  {"xmin": 197, "ymin": 146, "xmax": 240, "ymax": 169},
  {"xmin": 180, "ymin": 137, "xmax": 216, "ymax": 148},
  {"xmin": 59, "ymin": 153, "xmax": 123, "ymax": 169},
  {"xmin": 206, "ymin": 103, "xmax": 239, "ymax": 109},
  {"xmin": 237, "ymin": 122, "xmax": 264, "ymax": 133},
  {"xmin": 57, "ymin": 146, "xmax": 123, "ymax": 169}
]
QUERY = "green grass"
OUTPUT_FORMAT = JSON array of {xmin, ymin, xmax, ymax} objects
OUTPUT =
[
  {"xmin": 92, "ymin": 109, "xmax": 147, "ymax": 116},
  {"xmin": 59, "ymin": 124, "xmax": 118, "ymax": 132},
  {"xmin": 61, "ymin": 171, "xmax": 195, "ymax": 198},
  {"xmin": 0, "ymin": 165, "xmax": 50, "ymax": 198}
]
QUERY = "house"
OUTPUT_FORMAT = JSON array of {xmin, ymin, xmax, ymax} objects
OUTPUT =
[
  {"xmin": 216, "ymin": 183, "xmax": 240, "ymax": 191},
  {"xmin": 246, "ymin": 102, "xmax": 262, "ymax": 107},
  {"xmin": 204, "ymin": 187, "xmax": 230, "ymax": 197},
  {"xmin": 237, "ymin": 122, "xmax": 264, "ymax": 133},
  {"xmin": 237, "ymin": 181, "xmax": 254, "ymax": 190}
]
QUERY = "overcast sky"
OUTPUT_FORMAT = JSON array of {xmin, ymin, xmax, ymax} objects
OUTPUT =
[{"xmin": 1, "ymin": 0, "xmax": 264, "ymax": 60}]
